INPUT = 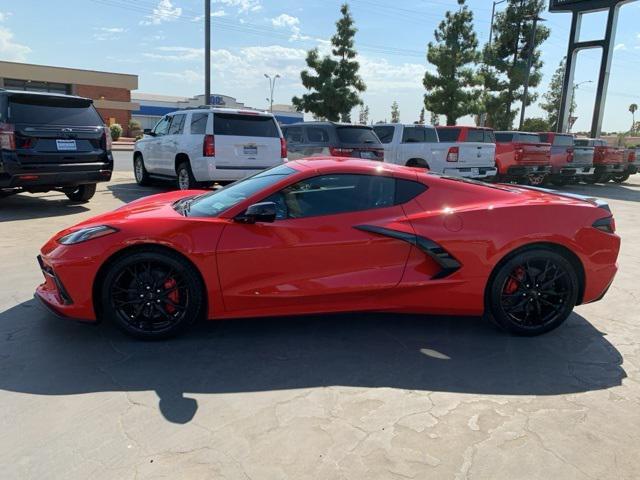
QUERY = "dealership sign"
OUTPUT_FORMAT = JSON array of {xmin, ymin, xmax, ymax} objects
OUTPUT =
[{"xmin": 550, "ymin": 0, "xmax": 632, "ymax": 11}]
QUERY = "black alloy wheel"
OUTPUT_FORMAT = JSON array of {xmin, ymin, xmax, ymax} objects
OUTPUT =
[
  {"xmin": 487, "ymin": 249, "xmax": 578, "ymax": 336},
  {"xmin": 101, "ymin": 249, "xmax": 203, "ymax": 339}
]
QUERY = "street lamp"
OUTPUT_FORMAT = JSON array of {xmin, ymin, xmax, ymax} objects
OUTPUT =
[
  {"xmin": 567, "ymin": 80, "xmax": 593, "ymax": 133},
  {"xmin": 519, "ymin": 14, "xmax": 546, "ymax": 130},
  {"xmin": 489, "ymin": 0, "xmax": 507, "ymax": 47},
  {"xmin": 264, "ymin": 73, "xmax": 280, "ymax": 112}
]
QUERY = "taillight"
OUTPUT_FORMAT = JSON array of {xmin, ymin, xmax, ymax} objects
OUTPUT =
[
  {"xmin": 446, "ymin": 146, "xmax": 459, "ymax": 162},
  {"xmin": 629, "ymin": 151, "xmax": 636, "ymax": 163},
  {"xmin": 514, "ymin": 147, "xmax": 523, "ymax": 162},
  {"xmin": 103, "ymin": 126, "xmax": 112, "ymax": 151},
  {"xmin": 567, "ymin": 147, "xmax": 574, "ymax": 162},
  {"xmin": 329, "ymin": 147, "xmax": 354, "ymax": 157},
  {"xmin": 280, "ymin": 137, "xmax": 287, "ymax": 159},
  {"xmin": 203, "ymin": 134, "xmax": 215, "ymax": 157},
  {"xmin": 0, "ymin": 122, "xmax": 16, "ymax": 150},
  {"xmin": 593, "ymin": 216, "xmax": 615, "ymax": 234}
]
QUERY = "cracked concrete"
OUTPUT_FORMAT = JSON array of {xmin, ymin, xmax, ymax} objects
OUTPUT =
[{"xmin": 1, "ymin": 156, "xmax": 639, "ymax": 479}]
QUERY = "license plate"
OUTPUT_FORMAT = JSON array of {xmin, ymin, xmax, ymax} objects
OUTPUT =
[
  {"xmin": 360, "ymin": 151, "xmax": 377, "ymax": 159},
  {"xmin": 471, "ymin": 168, "xmax": 479, "ymax": 175},
  {"xmin": 243, "ymin": 145, "xmax": 258, "ymax": 155},
  {"xmin": 56, "ymin": 139, "xmax": 77, "ymax": 151}
]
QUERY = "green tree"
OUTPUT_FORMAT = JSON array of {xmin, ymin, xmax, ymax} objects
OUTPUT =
[
  {"xmin": 423, "ymin": 0, "xmax": 482, "ymax": 126},
  {"xmin": 629, "ymin": 103, "xmax": 638, "ymax": 133},
  {"xmin": 521, "ymin": 117, "xmax": 549, "ymax": 132},
  {"xmin": 539, "ymin": 57, "xmax": 574, "ymax": 131},
  {"xmin": 418, "ymin": 108, "xmax": 425, "ymax": 125},
  {"xmin": 430, "ymin": 111, "xmax": 440, "ymax": 126},
  {"xmin": 358, "ymin": 104, "xmax": 370, "ymax": 125},
  {"xmin": 483, "ymin": 0, "xmax": 550, "ymax": 130},
  {"xmin": 293, "ymin": 3, "xmax": 365, "ymax": 121},
  {"xmin": 391, "ymin": 101, "xmax": 400, "ymax": 123}
]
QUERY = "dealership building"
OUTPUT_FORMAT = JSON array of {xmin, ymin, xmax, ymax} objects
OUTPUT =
[
  {"xmin": 0, "ymin": 60, "xmax": 139, "ymax": 132},
  {"xmin": 132, "ymin": 92, "xmax": 303, "ymax": 130}
]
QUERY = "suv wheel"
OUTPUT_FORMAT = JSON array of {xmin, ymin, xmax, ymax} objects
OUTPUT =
[
  {"xmin": 134, "ymin": 155, "xmax": 151, "ymax": 186},
  {"xmin": 65, "ymin": 184, "xmax": 97, "ymax": 202},
  {"xmin": 177, "ymin": 162, "xmax": 198, "ymax": 190}
]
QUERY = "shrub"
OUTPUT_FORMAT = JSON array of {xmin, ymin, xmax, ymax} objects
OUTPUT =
[
  {"xmin": 110, "ymin": 123, "xmax": 123, "ymax": 141},
  {"xmin": 128, "ymin": 119, "xmax": 142, "ymax": 138}
]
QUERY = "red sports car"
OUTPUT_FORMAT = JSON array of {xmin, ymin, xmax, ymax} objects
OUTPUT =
[{"xmin": 35, "ymin": 158, "xmax": 620, "ymax": 339}]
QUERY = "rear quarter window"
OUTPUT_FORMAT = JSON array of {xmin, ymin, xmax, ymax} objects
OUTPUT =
[
  {"xmin": 336, "ymin": 127, "xmax": 380, "ymax": 144},
  {"xmin": 213, "ymin": 113, "xmax": 279, "ymax": 137},
  {"xmin": 8, "ymin": 96, "xmax": 103, "ymax": 126},
  {"xmin": 190, "ymin": 113, "xmax": 209, "ymax": 134}
]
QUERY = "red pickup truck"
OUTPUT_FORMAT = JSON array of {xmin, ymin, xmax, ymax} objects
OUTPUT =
[
  {"xmin": 494, "ymin": 131, "xmax": 551, "ymax": 185},
  {"xmin": 613, "ymin": 148, "xmax": 638, "ymax": 183},
  {"xmin": 573, "ymin": 138, "xmax": 626, "ymax": 183},
  {"xmin": 537, "ymin": 132, "xmax": 590, "ymax": 186}
]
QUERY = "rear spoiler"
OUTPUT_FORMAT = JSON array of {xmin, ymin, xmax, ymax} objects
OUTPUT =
[{"xmin": 513, "ymin": 185, "xmax": 611, "ymax": 213}]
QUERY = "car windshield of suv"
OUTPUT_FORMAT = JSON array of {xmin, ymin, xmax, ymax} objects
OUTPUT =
[
  {"xmin": 183, "ymin": 164, "xmax": 297, "ymax": 217},
  {"xmin": 435, "ymin": 128, "xmax": 461, "ymax": 142},
  {"xmin": 336, "ymin": 126, "xmax": 379, "ymax": 144},
  {"xmin": 8, "ymin": 95, "xmax": 103, "ymax": 126},
  {"xmin": 373, "ymin": 126, "xmax": 395, "ymax": 144},
  {"xmin": 213, "ymin": 113, "xmax": 279, "ymax": 137}
]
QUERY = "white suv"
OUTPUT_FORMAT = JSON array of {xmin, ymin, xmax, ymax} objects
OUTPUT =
[{"xmin": 133, "ymin": 108, "xmax": 287, "ymax": 190}]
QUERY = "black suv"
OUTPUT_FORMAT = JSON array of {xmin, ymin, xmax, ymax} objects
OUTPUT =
[
  {"xmin": 281, "ymin": 122, "xmax": 384, "ymax": 161},
  {"xmin": 0, "ymin": 90, "xmax": 113, "ymax": 202}
]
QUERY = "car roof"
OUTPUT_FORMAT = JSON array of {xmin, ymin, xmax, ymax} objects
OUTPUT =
[
  {"xmin": 289, "ymin": 157, "xmax": 418, "ymax": 179},
  {"xmin": 436, "ymin": 125, "xmax": 493, "ymax": 130},
  {"xmin": 165, "ymin": 107, "xmax": 275, "ymax": 117},
  {"xmin": 495, "ymin": 131, "xmax": 539, "ymax": 134},
  {"xmin": 374, "ymin": 123, "xmax": 436, "ymax": 128},
  {"xmin": 0, "ymin": 89, "xmax": 92, "ymax": 102},
  {"xmin": 284, "ymin": 121, "xmax": 374, "ymax": 129}
]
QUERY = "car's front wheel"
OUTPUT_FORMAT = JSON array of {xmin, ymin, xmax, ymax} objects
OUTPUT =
[
  {"xmin": 101, "ymin": 248, "xmax": 204, "ymax": 339},
  {"xmin": 486, "ymin": 249, "xmax": 579, "ymax": 336},
  {"xmin": 177, "ymin": 162, "xmax": 198, "ymax": 190},
  {"xmin": 134, "ymin": 154, "xmax": 151, "ymax": 186},
  {"xmin": 64, "ymin": 184, "xmax": 96, "ymax": 202},
  {"xmin": 612, "ymin": 173, "xmax": 630, "ymax": 184}
]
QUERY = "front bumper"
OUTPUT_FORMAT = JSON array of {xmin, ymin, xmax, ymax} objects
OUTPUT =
[{"xmin": 443, "ymin": 166, "xmax": 497, "ymax": 179}]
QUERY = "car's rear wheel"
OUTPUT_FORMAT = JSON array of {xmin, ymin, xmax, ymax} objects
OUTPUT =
[
  {"xmin": 177, "ymin": 162, "xmax": 198, "ymax": 190},
  {"xmin": 550, "ymin": 176, "xmax": 569, "ymax": 187},
  {"xmin": 612, "ymin": 173, "xmax": 630, "ymax": 184},
  {"xmin": 134, "ymin": 154, "xmax": 151, "ymax": 186},
  {"xmin": 65, "ymin": 183, "xmax": 96, "ymax": 202},
  {"xmin": 486, "ymin": 249, "xmax": 579, "ymax": 336},
  {"xmin": 101, "ymin": 249, "xmax": 204, "ymax": 339}
]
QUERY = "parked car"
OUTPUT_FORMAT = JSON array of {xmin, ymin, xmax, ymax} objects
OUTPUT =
[
  {"xmin": 434, "ymin": 126, "xmax": 498, "ymax": 180},
  {"xmin": 282, "ymin": 122, "xmax": 383, "ymax": 161},
  {"xmin": 494, "ymin": 131, "xmax": 551, "ymax": 185},
  {"xmin": 536, "ymin": 132, "xmax": 585, "ymax": 186},
  {"xmin": 612, "ymin": 148, "xmax": 638, "ymax": 183},
  {"xmin": 134, "ymin": 108, "xmax": 287, "ymax": 190},
  {"xmin": 0, "ymin": 89, "xmax": 112, "ymax": 201},
  {"xmin": 35, "ymin": 158, "xmax": 619, "ymax": 339},
  {"xmin": 573, "ymin": 138, "xmax": 626, "ymax": 183},
  {"xmin": 373, "ymin": 123, "xmax": 443, "ymax": 169}
]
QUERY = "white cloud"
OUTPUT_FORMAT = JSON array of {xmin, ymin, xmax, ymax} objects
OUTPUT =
[
  {"xmin": 93, "ymin": 26, "xmax": 126, "ymax": 41},
  {"xmin": 140, "ymin": 0, "xmax": 182, "ymax": 26},
  {"xmin": 144, "ymin": 46, "xmax": 203, "ymax": 61},
  {"xmin": 0, "ymin": 26, "xmax": 31, "ymax": 61},
  {"xmin": 213, "ymin": 0, "xmax": 262, "ymax": 14},
  {"xmin": 191, "ymin": 9, "xmax": 226, "ymax": 22},
  {"xmin": 614, "ymin": 43, "xmax": 626, "ymax": 51},
  {"xmin": 271, "ymin": 13, "xmax": 311, "ymax": 41},
  {"xmin": 154, "ymin": 70, "xmax": 203, "ymax": 83},
  {"xmin": 358, "ymin": 56, "xmax": 426, "ymax": 92}
]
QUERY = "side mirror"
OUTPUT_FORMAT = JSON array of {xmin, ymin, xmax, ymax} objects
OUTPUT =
[{"xmin": 236, "ymin": 202, "xmax": 277, "ymax": 224}]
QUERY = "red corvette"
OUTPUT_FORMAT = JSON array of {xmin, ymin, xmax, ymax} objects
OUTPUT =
[{"xmin": 35, "ymin": 158, "xmax": 620, "ymax": 339}]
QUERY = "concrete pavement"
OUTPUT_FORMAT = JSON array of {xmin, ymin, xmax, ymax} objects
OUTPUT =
[{"xmin": 1, "ymin": 172, "xmax": 639, "ymax": 479}]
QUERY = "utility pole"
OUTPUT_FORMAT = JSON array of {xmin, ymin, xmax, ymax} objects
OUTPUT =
[
  {"xmin": 481, "ymin": 0, "xmax": 507, "ymax": 127},
  {"xmin": 204, "ymin": 0, "xmax": 211, "ymax": 105},
  {"xmin": 519, "ymin": 14, "xmax": 545, "ymax": 130},
  {"xmin": 264, "ymin": 73, "xmax": 280, "ymax": 112},
  {"xmin": 568, "ymin": 80, "xmax": 593, "ymax": 133}
]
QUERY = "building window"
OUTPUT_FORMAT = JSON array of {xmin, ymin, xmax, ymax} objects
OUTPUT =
[{"xmin": 4, "ymin": 78, "xmax": 71, "ymax": 95}]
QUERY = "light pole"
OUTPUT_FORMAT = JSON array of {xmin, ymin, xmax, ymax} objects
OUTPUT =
[
  {"xmin": 481, "ymin": 0, "xmax": 507, "ymax": 127},
  {"xmin": 519, "ymin": 14, "xmax": 546, "ymax": 130},
  {"xmin": 204, "ymin": 0, "xmax": 211, "ymax": 105},
  {"xmin": 567, "ymin": 80, "xmax": 593, "ymax": 133},
  {"xmin": 264, "ymin": 73, "xmax": 280, "ymax": 112}
]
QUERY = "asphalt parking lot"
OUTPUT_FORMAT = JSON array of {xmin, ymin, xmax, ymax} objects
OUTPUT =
[{"xmin": 1, "ymin": 152, "xmax": 639, "ymax": 479}]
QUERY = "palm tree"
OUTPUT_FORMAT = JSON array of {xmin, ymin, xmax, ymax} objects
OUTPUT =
[{"xmin": 630, "ymin": 103, "xmax": 638, "ymax": 133}]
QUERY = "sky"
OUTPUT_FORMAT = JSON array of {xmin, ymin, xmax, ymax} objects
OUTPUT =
[{"xmin": 1, "ymin": 0, "xmax": 640, "ymax": 132}]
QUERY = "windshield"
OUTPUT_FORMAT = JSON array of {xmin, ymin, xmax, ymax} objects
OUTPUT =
[
  {"xmin": 185, "ymin": 164, "xmax": 296, "ymax": 217},
  {"xmin": 336, "ymin": 126, "xmax": 380, "ymax": 144},
  {"xmin": 8, "ymin": 95, "xmax": 103, "ymax": 126}
]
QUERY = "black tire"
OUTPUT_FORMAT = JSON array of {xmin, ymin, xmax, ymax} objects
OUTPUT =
[
  {"xmin": 582, "ymin": 175, "xmax": 598, "ymax": 184},
  {"xmin": 100, "ymin": 248, "xmax": 204, "ymax": 340},
  {"xmin": 406, "ymin": 159, "xmax": 429, "ymax": 169},
  {"xmin": 134, "ymin": 154, "xmax": 151, "ymax": 186},
  {"xmin": 65, "ymin": 183, "xmax": 96, "ymax": 202},
  {"xmin": 176, "ymin": 161, "xmax": 198, "ymax": 190},
  {"xmin": 612, "ymin": 173, "xmax": 630, "ymax": 184},
  {"xmin": 550, "ymin": 177, "xmax": 569, "ymax": 187},
  {"xmin": 486, "ymin": 248, "xmax": 579, "ymax": 336}
]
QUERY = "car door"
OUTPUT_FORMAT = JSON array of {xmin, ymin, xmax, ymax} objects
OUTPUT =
[
  {"xmin": 146, "ymin": 115, "xmax": 171, "ymax": 174},
  {"xmin": 401, "ymin": 126, "xmax": 431, "ymax": 164},
  {"xmin": 158, "ymin": 113, "xmax": 185, "ymax": 175},
  {"xmin": 216, "ymin": 173, "xmax": 413, "ymax": 313}
]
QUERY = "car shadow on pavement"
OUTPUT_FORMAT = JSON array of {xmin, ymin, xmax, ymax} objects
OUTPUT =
[
  {"xmin": 0, "ymin": 299, "xmax": 625, "ymax": 424},
  {"xmin": 0, "ymin": 193, "xmax": 90, "ymax": 222},
  {"xmin": 107, "ymin": 182, "xmax": 171, "ymax": 204},
  {"xmin": 563, "ymin": 182, "xmax": 640, "ymax": 203}
]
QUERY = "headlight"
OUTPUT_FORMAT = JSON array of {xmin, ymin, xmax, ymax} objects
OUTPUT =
[{"xmin": 58, "ymin": 225, "xmax": 118, "ymax": 245}]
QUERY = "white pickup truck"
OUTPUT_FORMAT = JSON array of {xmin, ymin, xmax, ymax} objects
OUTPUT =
[{"xmin": 372, "ymin": 123, "xmax": 497, "ymax": 180}]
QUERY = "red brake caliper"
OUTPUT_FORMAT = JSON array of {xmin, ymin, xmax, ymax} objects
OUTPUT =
[
  {"xmin": 163, "ymin": 278, "xmax": 179, "ymax": 314},
  {"xmin": 504, "ymin": 267, "xmax": 525, "ymax": 294}
]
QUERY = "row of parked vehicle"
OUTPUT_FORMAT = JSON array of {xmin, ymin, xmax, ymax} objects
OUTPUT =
[{"xmin": 133, "ymin": 106, "xmax": 638, "ymax": 190}]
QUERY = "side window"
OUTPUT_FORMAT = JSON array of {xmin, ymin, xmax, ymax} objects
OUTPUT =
[
  {"xmin": 306, "ymin": 126, "xmax": 330, "ymax": 143},
  {"xmin": 285, "ymin": 127, "xmax": 304, "ymax": 144},
  {"xmin": 153, "ymin": 116, "xmax": 171, "ymax": 136},
  {"xmin": 263, "ymin": 174, "xmax": 396, "ymax": 219},
  {"xmin": 402, "ymin": 127, "xmax": 427, "ymax": 143},
  {"xmin": 190, "ymin": 113, "xmax": 208, "ymax": 135},
  {"xmin": 484, "ymin": 130, "xmax": 496, "ymax": 143},
  {"xmin": 465, "ymin": 129, "xmax": 485, "ymax": 142},
  {"xmin": 168, "ymin": 114, "xmax": 186, "ymax": 135},
  {"xmin": 373, "ymin": 126, "xmax": 395, "ymax": 144}
]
